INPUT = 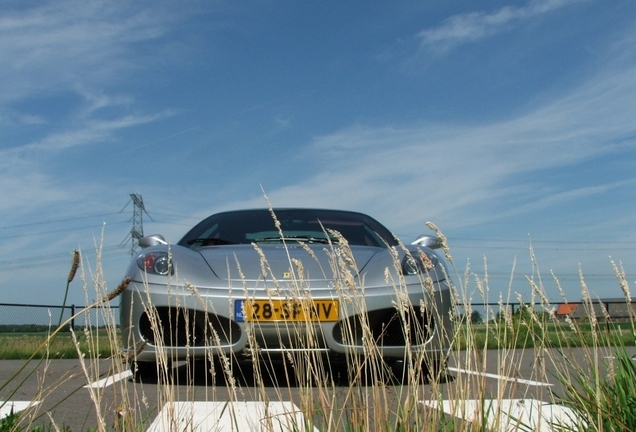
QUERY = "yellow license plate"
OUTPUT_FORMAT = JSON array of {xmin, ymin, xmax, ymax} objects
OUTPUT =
[{"xmin": 239, "ymin": 299, "xmax": 339, "ymax": 322}]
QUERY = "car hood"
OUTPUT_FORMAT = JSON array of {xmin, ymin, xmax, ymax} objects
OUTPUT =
[{"xmin": 196, "ymin": 244, "xmax": 383, "ymax": 282}]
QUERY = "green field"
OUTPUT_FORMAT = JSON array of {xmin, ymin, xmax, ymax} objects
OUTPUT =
[
  {"xmin": 0, "ymin": 330, "xmax": 115, "ymax": 360},
  {"xmin": 1, "ymin": 319, "xmax": 634, "ymax": 360},
  {"xmin": 453, "ymin": 320, "xmax": 636, "ymax": 350}
]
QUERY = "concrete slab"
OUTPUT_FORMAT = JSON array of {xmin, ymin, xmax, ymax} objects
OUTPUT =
[
  {"xmin": 422, "ymin": 399, "xmax": 581, "ymax": 432},
  {"xmin": 0, "ymin": 401, "xmax": 40, "ymax": 419},
  {"xmin": 147, "ymin": 401, "xmax": 318, "ymax": 432}
]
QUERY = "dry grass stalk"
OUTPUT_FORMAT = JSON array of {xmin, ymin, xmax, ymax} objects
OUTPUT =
[{"xmin": 6, "ymin": 222, "xmax": 636, "ymax": 432}]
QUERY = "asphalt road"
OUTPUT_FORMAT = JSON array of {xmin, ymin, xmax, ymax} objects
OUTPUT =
[{"xmin": 2, "ymin": 346, "xmax": 635, "ymax": 431}]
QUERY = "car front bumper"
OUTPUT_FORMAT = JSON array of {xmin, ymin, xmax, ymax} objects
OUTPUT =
[{"xmin": 119, "ymin": 279, "xmax": 453, "ymax": 364}]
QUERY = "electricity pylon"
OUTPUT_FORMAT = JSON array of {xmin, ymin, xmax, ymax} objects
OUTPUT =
[{"xmin": 120, "ymin": 193, "xmax": 153, "ymax": 257}]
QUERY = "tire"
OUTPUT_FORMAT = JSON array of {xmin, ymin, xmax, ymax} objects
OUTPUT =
[
  {"xmin": 388, "ymin": 354, "xmax": 447, "ymax": 384},
  {"xmin": 130, "ymin": 360, "xmax": 158, "ymax": 383}
]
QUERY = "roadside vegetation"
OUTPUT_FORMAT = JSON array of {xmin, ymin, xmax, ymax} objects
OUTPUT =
[
  {"xmin": 3, "ymin": 315, "xmax": 634, "ymax": 360},
  {"xmin": 0, "ymin": 331, "xmax": 114, "ymax": 360},
  {"xmin": 1, "ymin": 221, "xmax": 635, "ymax": 431},
  {"xmin": 452, "ymin": 313, "xmax": 636, "ymax": 350}
]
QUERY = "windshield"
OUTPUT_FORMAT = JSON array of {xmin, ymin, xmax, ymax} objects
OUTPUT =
[{"xmin": 178, "ymin": 209, "xmax": 398, "ymax": 248}]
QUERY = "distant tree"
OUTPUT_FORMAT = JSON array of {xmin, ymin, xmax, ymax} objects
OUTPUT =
[
  {"xmin": 470, "ymin": 310, "xmax": 483, "ymax": 324},
  {"xmin": 455, "ymin": 310, "xmax": 484, "ymax": 324},
  {"xmin": 0, "ymin": 324, "xmax": 54, "ymax": 333},
  {"xmin": 494, "ymin": 310, "xmax": 508, "ymax": 323}
]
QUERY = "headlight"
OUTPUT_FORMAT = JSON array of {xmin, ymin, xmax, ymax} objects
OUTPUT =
[
  {"xmin": 137, "ymin": 252, "xmax": 173, "ymax": 275},
  {"xmin": 401, "ymin": 251, "xmax": 438, "ymax": 275}
]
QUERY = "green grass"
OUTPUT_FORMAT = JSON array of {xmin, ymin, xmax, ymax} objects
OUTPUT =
[
  {"xmin": 0, "ymin": 331, "xmax": 115, "ymax": 360},
  {"xmin": 453, "ymin": 320, "xmax": 636, "ymax": 350},
  {"xmin": 2, "ymin": 320, "xmax": 632, "ymax": 361}
]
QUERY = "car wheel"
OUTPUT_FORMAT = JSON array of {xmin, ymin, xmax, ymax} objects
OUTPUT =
[
  {"xmin": 388, "ymin": 355, "xmax": 447, "ymax": 384},
  {"xmin": 130, "ymin": 360, "xmax": 158, "ymax": 383}
]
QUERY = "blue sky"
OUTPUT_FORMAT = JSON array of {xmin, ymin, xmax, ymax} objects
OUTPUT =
[{"xmin": 1, "ymin": 0, "xmax": 635, "ymax": 308}]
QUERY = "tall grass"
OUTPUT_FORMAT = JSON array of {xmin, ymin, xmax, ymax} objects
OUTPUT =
[{"xmin": 2, "ymin": 226, "xmax": 635, "ymax": 432}]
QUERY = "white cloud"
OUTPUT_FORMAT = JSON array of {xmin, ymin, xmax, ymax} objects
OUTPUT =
[
  {"xmin": 237, "ymin": 44, "xmax": 636, "ymax": 237},
  {"xmin": 0, "ymin": 172, "xmax": 71, "ymax": 212},
  {"xmin": 0, "ymin": 107, "xmax": 172, "ymax": 216},
  {"xmin": 0, "ymin": 0, "xmax": 633, "ymax": 304},
  {"xmin": 417, "ymin": 0, "xmax": 583, "ymax": 51},
  {"xmin": 0, "ymin": 1, "xmax": 182, "ymax": 216},
  {"xmin": 0, "ymin": 1, "xmax": 176, "ymax": 103}
]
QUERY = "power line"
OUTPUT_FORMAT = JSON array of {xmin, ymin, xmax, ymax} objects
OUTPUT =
[
  {"xmin": 149, "ymin": 211, "xmax": 203, "ymax": 221},
  {"xmin": 0, "ymin": 249, "xmax": 129, "ymax": 271},
  {"xmin": 446, "ymin": 237, "xmax": 636, "ymax": 245},
  {"xmin": 0, "ymin": 212, "xmax": 122, "ymax": 230},
  {"xmin": 0, "ymin": 245, "xmax": 124, "ymax": 265},
  {"xmin": 449, "ymin": 244, "xmax": 636, "ymax": 252},
  {"xmin": 0, "ymin": 220, "xmax": 129, "ymax": 241}
]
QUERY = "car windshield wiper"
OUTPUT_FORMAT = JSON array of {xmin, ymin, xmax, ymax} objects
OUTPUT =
[
  {"xmin": 253, "ymin": 235, "xmax": 337, "ymax": 244},
  {"xmin": 187, "ymin": 238, "xmax": 236, "ymax": 246}
]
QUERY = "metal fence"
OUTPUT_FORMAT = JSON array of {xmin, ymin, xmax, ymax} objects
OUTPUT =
[
  {"xmin": 1, "ymin": 299, "xmax": 634, "ymax": 331},
  {"xmin": 0, "ymin": 302, "xmax": 119, "ymax": 330}
]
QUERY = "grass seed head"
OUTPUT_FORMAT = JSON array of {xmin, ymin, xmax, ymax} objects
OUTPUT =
[
  {"xmin": 102, "ymin": 277, "xmax": 131, "ymax": 302},
  {"xmin": 425, "ymin": 221, "xmax": 452, "ymax": 264},
  {"xmin": 67, "ymin": 249, "xmax": 80, "ymax": 283},
  {"xmin": 611, "ymin": 258, "xmax": 631, "ymax": 303}
]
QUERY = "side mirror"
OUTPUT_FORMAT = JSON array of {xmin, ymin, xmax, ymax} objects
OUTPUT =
[
  {"xmin": 138, "ymin": 234, "xmax": 167, "ymax": 249},
  {"xmin": 412, "ymin": 234, "xmax": 441, "ymax": 249}
]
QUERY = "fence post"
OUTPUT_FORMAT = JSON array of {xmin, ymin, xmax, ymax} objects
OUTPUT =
[{"xmin": 71, "ymin": 304, "xmax": 75, "ymax": 330}]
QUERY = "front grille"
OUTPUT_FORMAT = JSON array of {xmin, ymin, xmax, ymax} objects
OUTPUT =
[
  {"xmin": 333, "ymin": 306, "xmax": 434, "ymax": 347},
  {"xmin": 139, "ymin": 307, "xmax": 240, "ymax": 347}
]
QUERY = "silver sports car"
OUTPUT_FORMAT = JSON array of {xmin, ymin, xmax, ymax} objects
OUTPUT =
[{"xmin": 120, "ymin": 208, "xmax": 453, "ymax": 379}]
